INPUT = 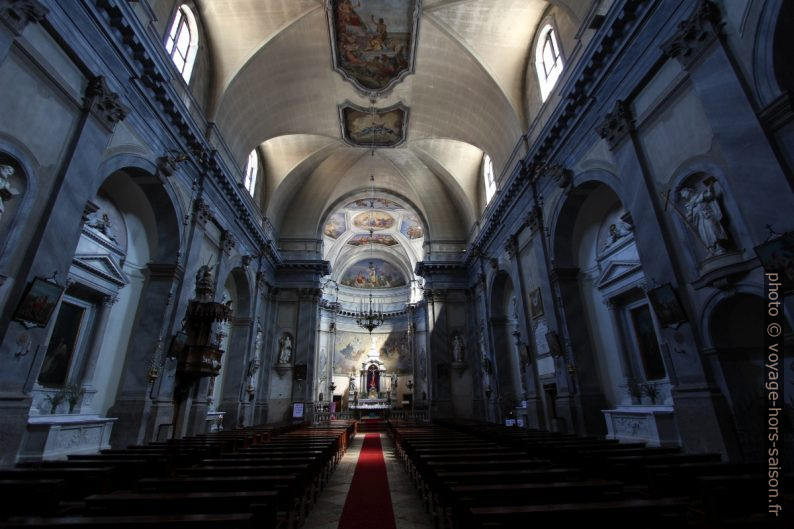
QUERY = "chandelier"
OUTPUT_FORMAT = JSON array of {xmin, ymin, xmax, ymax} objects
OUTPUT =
[
  {"xmin": 354, "ymin": 174, "xmax": 388, "ymax": 333},
  {"xmin": 356, "ymin": 289, "xmax": 385, "ymax": 333}
]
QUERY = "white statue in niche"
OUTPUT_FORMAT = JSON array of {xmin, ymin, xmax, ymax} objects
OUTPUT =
[
  {"xmin": 278, "ymin": 334, "xmax": 292, "ymax": 364},
  {"xmin": 0, "ymin": 164, "xmax": 20, "ymax": 221},
  {"xmin": 452, "ymin": 333, "xmax": 464, "ymax": 362},
  {"xmin": 479, "ymin": 329, "xmax": 493, "ymax": 375},
  {"xmin": 318, "ymin": 348, "xmax": 328, "ymax": 381},
  {"xmin": 254, "ymin": 319, "xmax": 263, "ymax": 354},
  {"xmin": 601, "ymin": 221, "xmax": 631, "ymax": 251},
  {"xmin": 678, "ymin": 178, "xmax": 732, "ymax": 256},
  {"xmin": 85, "ymin": 210, "xmax": 117, "ymax": 242}
]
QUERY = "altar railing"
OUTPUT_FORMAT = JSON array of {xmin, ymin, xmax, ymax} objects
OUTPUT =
[{"xmin": 312, "ymin": 409, "xmax": 429, "ymax": 424}]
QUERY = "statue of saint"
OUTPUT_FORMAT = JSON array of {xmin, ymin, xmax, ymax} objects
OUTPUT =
[
  {"xmin": 278, "ymin": 334, "xmax": 292, "ymax": 364},
  {"xmin": 254, "ymin": 319, "xmax": 263, "ymax": 353},
  {"xmin": 678, "ymin": 180, "xmax": 731, "ymax": 256},
  {"xmin": 86, "ymin": 211, "xmax": 117, "ymax": 242},
  {"xmin": 0, "ymin": 164, "xmax": 19, "ymax": 221},
  {"xmin": 602, "ymin": 221, "xmax": 630, "ymax": 251},
  {"xmin": 452, "ymin": 334, "xmax": 464, "ymax": 362}
]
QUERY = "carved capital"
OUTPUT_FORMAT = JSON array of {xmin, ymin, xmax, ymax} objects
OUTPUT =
[
  {"xmin": 299, "ymin": 287, "xmax": 322, "ymax": 301},
  {"xmin": 0, "ymin": 0, "xmax": 48, "ymax": 36},
  {"xmin": 661, "ymin": 0, "xmax": 723, "ymax": 69},
  {"xmin": 156, "ymin": 152, "xmax": 189, "ymax": 177},
  {"xmin": 84, "ymin": 76, "xmax": 129, "ymax": 130},
  {"xmin": 597, "ymin": 99, "xmax": 634, "ymax": 150},
  {"xmin": 102, "ymin": 294, "xmax": 119, "ymax": 307},
  {"xmin": 525, "ymin": 205, "xmax": 543, "ymax": 233},
  {"xmin": 505, "ymin": 235, "xmax": 518, "ymax": 258},
  {"xmin": 193, "ymin": 198, "xmax": 213, "ymax": 227},
  {"xmin": 220, "ymin": 230, "xmax": 236, "ymax": 257},
  {"xmin": 545, "ymin": 163, "xmax": 572, "ymax": 189}
]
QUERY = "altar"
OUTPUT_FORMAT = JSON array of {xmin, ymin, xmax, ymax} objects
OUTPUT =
[
  {"xmin": 350, "ymin": 397, "xmax": 392, "ymax": 419},
  {"xmin": 351, "ymin": 397, "xmax": 391, "ymax": 410}
]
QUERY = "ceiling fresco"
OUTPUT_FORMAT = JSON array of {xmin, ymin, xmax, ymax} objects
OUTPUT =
[
  {"xmin": 352, "ymin": 210, "xmax": 395, "ymax": 231},
  {"xmin": 340, "ymin": 102, "xmax": 408, "ymax": 147},
  {"xmin": 327, "ymin": 0, "xmax": 421, "ymax": 94},
  {"xmin": 347, "ymin": 234, "xmax": 399, "ymax": 246}
]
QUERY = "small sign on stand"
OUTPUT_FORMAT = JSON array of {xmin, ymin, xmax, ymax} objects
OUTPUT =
[{"xmin": 292, "ymin": 402, "xmax": 305, "ymax": 424}]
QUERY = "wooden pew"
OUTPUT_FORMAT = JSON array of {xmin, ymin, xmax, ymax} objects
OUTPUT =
[{"xmin": 0, "ymin": 513, "xmax": 257, "ymax": 528}]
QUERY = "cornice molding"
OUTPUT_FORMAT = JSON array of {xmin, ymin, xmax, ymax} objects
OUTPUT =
[
  {"xmin": 0, "ymin": 0, "xmax": 47, "ymax": 36},
  {"xmin": 661, "ymin": 0, "xmax": 723, "ymax": 69}
]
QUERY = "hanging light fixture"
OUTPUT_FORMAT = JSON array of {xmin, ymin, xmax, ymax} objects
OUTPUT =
[{"xmin": 355, "ymin": 174, "xmax": 387, "ymax": 333}]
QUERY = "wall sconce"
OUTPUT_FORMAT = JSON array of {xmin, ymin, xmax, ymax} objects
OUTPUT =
[
  {"xmin": 406, "ymin": 379, "xmax": 414, "ymax": 391},
  {"xmin": 329, "ymin": 381, "xmax": 337, "ymax": 392}
]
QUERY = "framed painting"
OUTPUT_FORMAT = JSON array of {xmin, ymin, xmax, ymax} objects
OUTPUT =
[
  {"xmin": 647, "ymin": 283, "xmax": 688, "ymax": 328},
  {"xmin": 13, "ymin": 276, "xmax": 65, "ymax": 328},
  {"xmin": 529, "ymin": 287, "xmax": 543, "ymax": 319}
]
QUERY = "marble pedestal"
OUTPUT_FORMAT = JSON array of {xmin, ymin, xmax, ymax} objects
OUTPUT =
[
  {"xmin": 602, "ymin": 406, "xmax": 680, "ymax": 447},
  {"xmin": 18, "ymin": 415, "xmax": 117, "ymax": 462}
]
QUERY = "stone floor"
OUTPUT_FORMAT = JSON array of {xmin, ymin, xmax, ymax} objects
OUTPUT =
[{"xmin": 302, "ymin": 432, "xmax": 434, "ymax": 529}]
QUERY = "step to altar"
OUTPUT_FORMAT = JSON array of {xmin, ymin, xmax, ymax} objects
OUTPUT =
[{"xmin": 358, "ymin": 418, "xmax": 387, "ymax": 432}]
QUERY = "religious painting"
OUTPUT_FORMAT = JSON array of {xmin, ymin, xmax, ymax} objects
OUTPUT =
[
  {"xmin": 347, "ymin": 233, "xmax": 399, "ymax": 246},
  {"xmin": 630, "ymin": 304, "xmax": 667, "ymax": 380},
  {"xmin": 334, "ymin": 332, "xmax": 368, "ymax": 374},
  {"xmin": 37, "ymin": 301, "xmax": 84, "ymax": 387},
  {"xmin": 323, "ymin": 211, "xmax": 347, "ymax": 239},
  {"xmin": 340, "ymin": 103, "xmax": 408, "ymax": 147},
  {"xmin": 754, "ymin": 231, "xmax": 794, "ymax": 292},
  {"xmin": 334, "ymin": 330, "xmax": 410, "ymax": 374},
  {"xmin": 399, "ymin": 214, "xmax": 423, "ymax": 239},
  {"xmin": 345, "ymin": 197, "xmax": 403, "ymax": 210},
  {"xmin": 352, "ymin": 210, "xmax": 394, "ymax": 231},
  {"xmin": 529, "ymin": 287, "xmax": 543, "ymax": 319},
  {"xmin": 379, "ymin": 332, "xmax": 411, "ymax": 372},
  {"xmin": 14, "ymin": 276, "xmax": 65, "ymax": 327},
  {"xmin": 647, "ymin": 283, "xmax": 688, "ymax": 328},
  {"xmin": 327, "ymin": 0, "xmax": 421, "ymax": 94},
  {"xmin": 340, "ymin": 258, "xmax": 406, "ymax": 289}
]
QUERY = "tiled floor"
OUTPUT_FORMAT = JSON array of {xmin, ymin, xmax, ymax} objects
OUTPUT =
[{"xmin": 303, "ymin": 432, "xmax": 434, "ymax": 529}]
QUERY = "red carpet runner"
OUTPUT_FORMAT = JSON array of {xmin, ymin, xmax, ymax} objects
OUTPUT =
[{"xmin": 337, "ymin": 433, "xmax": 396, "ymax": 529}]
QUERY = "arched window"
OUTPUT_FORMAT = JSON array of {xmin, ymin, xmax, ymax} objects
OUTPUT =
[
  {"xmin": 535, "ymin": 24, "xmax": 564, "ymax": 102},
  {"xmin": 244, "ymin": 149, "xmax": 258, "ymax": 196},
  {"xmin": 165, "ymin": 5, "xmax": 199, "ymax": 83},
  {"xmin": 483, "ymin": 154, "xmax": 496, "ymax": 204}
]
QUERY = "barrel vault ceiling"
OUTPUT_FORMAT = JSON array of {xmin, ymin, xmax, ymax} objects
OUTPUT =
[{"xmin": 191, "ymin": 0, "xmax": 590, "ymax": 242}]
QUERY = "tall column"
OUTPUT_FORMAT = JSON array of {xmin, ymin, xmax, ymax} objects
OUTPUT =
[
  {"xmin": 76, "ymin": 294, "xmax": 118, "ymax": 413},
  {"xmin": 505, "ymin": 235, "xmax": 543, "ymax": 427},
  {"xmin": 108, "ymin": 262, "xmax": 183, "ymax": 447},
  {"xmin": 292, "ymin": 288, "xmax": 321, "ymax": 419}
]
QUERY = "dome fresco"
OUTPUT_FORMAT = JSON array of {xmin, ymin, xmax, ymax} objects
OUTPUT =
[
  {"xmin": 352, "ymin": 210, "xmax": 395, "ymax": 231},
  {"xmin": 339, "ymin": 258, "xmax": 406, "ymax": 289}
]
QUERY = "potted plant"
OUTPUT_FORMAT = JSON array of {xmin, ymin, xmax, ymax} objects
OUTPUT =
[
  {"xmin": 625, "ymin": 378, "xmax": 643, "ymax": 404},
  {"xmin": 45, "ymin": 391, "xmax": 65, "ymax": 414},
  {"xmin": 64, "ymin": 383, "xmax": 85, "ymax": 413},
  {"xmin": 641, "ymin": 382, "xmax": 660, "ymax": 405}
]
